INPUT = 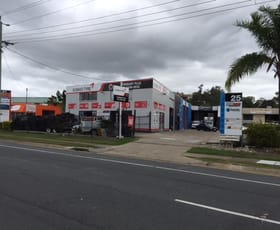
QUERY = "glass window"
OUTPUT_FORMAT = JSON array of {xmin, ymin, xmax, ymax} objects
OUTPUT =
[{"xmin": 79, "ymin": 92, "xmax": 97, "ymax": 101}]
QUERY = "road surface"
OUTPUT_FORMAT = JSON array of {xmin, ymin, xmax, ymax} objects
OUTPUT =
[{"xmin": 0, "ymin": 141, "xmax": 279, "ymax": 230}]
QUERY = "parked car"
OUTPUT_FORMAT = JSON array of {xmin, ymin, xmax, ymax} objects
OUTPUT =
[
  {"xmin": 191, "ymin": 120, "xmax": 201, "ymax": 129},
  {"xmin": 196, "ymin": 123, "xmax": 217, "ymax": 132}
]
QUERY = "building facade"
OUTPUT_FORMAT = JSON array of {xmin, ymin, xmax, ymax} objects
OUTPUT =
[
  {"xmin": 66, "ymin": 78, "xmax": 183, "ymax": 132},
  {"xmin": 243, "ymin": 107, "xmax": 279, "ymax": 124}
]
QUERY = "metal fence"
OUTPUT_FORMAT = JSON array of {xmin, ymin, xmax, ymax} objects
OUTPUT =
[{"xmin": 135, "ymin": 113, "xmax": 151, "ymax": 131}]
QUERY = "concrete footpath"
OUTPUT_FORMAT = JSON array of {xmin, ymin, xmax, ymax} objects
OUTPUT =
[{"xmin": 93, "ymin": 130, "xmax": 280, "ymax": 177}]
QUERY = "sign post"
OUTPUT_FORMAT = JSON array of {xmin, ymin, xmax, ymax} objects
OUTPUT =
[{"xmin": 112, "ymin": 85, "xmax": 129, "ymax": 139}]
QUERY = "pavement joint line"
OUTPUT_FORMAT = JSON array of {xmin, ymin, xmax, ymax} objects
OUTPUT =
[
  {"xmin": 1, "ymin": 143, "xmax": 280, "ymax": 187},
  {"xmin": 174, "ymin": 199, "xmax": 280, "ymax": 225}
]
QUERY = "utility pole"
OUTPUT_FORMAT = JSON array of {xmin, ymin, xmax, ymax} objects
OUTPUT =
[
  {"xmin": 0, "ymin": 15, "xmax": 3, "ymax": 91},
  {"xmin": 0, "ymin": 15, "xmax": 13, "ymax": 91}
]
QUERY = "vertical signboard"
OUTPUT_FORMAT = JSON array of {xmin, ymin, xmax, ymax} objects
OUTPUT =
[
  {"xmin": 0, "ymin": 90, "xmax": 12, "ymax": 122},
  {"xmin": 220, "ymin": 93, "xmax": 243, "ymax": 136}
]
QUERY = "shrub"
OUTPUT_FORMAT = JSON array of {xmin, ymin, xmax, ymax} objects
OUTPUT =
[
  {"xmin": 246, "ymin": 123, "xmax": 280, "ymax": 148},
  {"xmin": 1, "ymin": 121, "xmax": 13, "ymax": 131}
]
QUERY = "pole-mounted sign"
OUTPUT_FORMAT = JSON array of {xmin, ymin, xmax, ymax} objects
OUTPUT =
[
  {"xmin": 112, "ymin": 85, "xmax": 129, "ymax": 139},
  {"xmin": 112, "ymin": 85, "xmax": 129, "ymax": 102},
  {"xmin": 220, "ymin": 92, "xmax": 243, "ymax": 136}
]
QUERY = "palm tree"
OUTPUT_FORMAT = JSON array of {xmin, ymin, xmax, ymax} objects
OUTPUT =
[{"xmin": 225, "ymin": 4, "xmax": 280, "ymax": 123}]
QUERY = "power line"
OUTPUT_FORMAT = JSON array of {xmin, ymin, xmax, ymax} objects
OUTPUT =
[
  {"xmin": 3, "ymin": 52, "xmax": 16, "ymax": 80},
  {"xmin": 6, "ymin": 47, "xmax": 105, "ymax": 81},
  {"xmin": 4, "ymin": 0, "xmax": 216, "ymax": 39},
  {"xmin": 9, "ymin": 0, "xmax": 97, "ymax": 25},
  {"xmin": 2, "ymin": 0, "xmax": 51, "ymax": 16},
  {"xmin": 7, "ymin": 0, "xmax": 250, "ymax": 42},
  {"xmin": 4, "ymin": 0, "xmax": 182, "ymax": 35},
  {"xmin": 11, "ymin": 0, "xmax": 271, "ymax": 43}
]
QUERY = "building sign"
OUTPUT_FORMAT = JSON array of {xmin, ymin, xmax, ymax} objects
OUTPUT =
[
  {"xmin": 80, "ymin": 103, "xmax": 89, "ymax": 110},
  {"xmin": 67, "ymin": 84, "xmax": 91, "ymax": 93},
  {"xmin": 104, "ymin": 102, "xmax": 116, "ymax": 109},
  {"xmin": 112, "ymin": 85, "xmax": 129, "ymax": 102},
  {"xmin": 135, "ymin": 101, "xmax": 148, "ymax": 108},
  {"xmin": 154, "ymin": 102, "xmax": 166, "ymax": 111},
  {"xmin": 220, "ymin": 93, "xmax": 243, "ymax": 136},
  {"xmin": 153, "ymin": 79, "xmax": 170, "ymax": 96},
  {"xmin": 92, "ymin": 102, "xmax": 102, "ymax": 109},
  {"xmin": 128, "ymin": 116, "xmax": 134, "ymax": 127},
  {"xmin": 0, "ymin": 90, "xmax": 11, "ymax": 122},
  {"xmin": 68, "ymin": 103, "xmax": 77, "ymax": 109},
  {"xmin": 102, "ymin": 79, "xmax": 153, "ymax": 91},
  {"xmin": 26, "ymin": 104, "xmax": 36, "ymax": 113}
]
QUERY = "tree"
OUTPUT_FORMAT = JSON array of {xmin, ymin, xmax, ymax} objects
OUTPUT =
[
  {"xmin": 189, "ymin": 85, "xmax": 223, "ymax": 106},
  {"xmin": 225, "ymin": 5, "xmax": 280, "ymax": 123},
  {"xmin": 242, "ymin": 96, "xmax": 255, "ymax": 108},
  {"xmin": 47, "ymin": 90, "xmax": 66, "ymax": 112}
]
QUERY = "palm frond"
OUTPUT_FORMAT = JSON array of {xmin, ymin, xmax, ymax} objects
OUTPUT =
[
  {"xmin": 225, "ymin": 52, "xmax": 272, "ymax": 91},
  {"xmin": 236, "ymin": 5, "xmax": 280, "ymax": 53}
]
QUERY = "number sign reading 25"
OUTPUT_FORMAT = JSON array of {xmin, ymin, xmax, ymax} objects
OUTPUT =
[{"xmin": 225, "ymin": 93, "xmax": 242, "ymax": 102}]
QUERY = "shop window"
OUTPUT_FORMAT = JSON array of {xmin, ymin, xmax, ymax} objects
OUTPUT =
[{"xmin": 79, "ymin": 92, "xmax": 97, "ymax": 101}]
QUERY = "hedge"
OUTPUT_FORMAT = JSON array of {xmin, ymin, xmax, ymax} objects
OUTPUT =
[{"xmin": 246, "ymin": 123, "xmax": 280, "ymax": 148}]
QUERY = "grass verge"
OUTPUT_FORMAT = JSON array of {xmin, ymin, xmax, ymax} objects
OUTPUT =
[
  {"xmin": 187, "ymin": 156, "xmax": 280, "ymax": 170},
  {"xmin": 188, "ymin": 147, "xmax": 280, "ymax": 161},
  {"xmin": 0, "ymin": 130, "xmax": 136, "ymax": 148}
]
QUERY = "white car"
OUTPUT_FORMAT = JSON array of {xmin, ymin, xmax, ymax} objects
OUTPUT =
[{"xmin": 191, "ymin": 120, "xmax": 201, "ymax": 129}]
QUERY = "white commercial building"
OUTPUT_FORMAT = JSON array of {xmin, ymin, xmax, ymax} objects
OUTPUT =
[{"xmin": 66, "ymin": 78, "xmax": 176, "ymax": 132}]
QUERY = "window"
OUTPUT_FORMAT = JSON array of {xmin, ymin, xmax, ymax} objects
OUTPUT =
[
  {"xmin": 79, "ymin": 92, "xmax": 97, "ymax": 101},
  {"xmin": 243, "ymin": 114, "xmax": 253, "ymax": 120}
]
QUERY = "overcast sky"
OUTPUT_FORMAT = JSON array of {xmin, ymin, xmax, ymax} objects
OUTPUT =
[{"xmin": 1, "ymin": 0, "xmax": 279, "ymax": 99}]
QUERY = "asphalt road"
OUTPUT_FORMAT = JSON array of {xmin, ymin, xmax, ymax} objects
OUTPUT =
[{"xmin": 0, "ymin": 141, "xmax": 280, "ymax": 230}]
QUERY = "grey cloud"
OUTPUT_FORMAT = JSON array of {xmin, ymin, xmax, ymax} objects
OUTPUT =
[{"xmin": 1, "ymin": 0, "xmax": 278, "ymax": 98}]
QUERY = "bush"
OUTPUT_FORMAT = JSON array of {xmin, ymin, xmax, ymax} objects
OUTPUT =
[
  {"xmin": 246, "ymin": 123, "xmax": 280, "ymax": 148},
  {"xmin": 1, "ymin": 121, "xmax": 13, "ymax": 131}
]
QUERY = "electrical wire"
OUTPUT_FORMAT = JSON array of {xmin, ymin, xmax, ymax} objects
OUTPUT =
[
  {"xmin": 7, "ymin": 0, "xmax": 250, "ymax": 41},
  {"xmin": 4, "ymin": 0, "xmax": 182, "ymax": 35},
  {"xmin": 11, "ymin": 0, "xmax": 272, "ymax": 43},
  {"xmin": 6, "ymin": 47, "xmax": 105, "ymax": 81},
  {"xmin": 9, "ymin": 0, "xmax": 97, "ymax": 25},
  {"xmin": 2, "ymin": 0, "xmax": 51, "ymax": 16},
  {"xmin": 3, "ymin": 52, "xmax": 16, "ymax": 80},
  {"xmin": 4, "ymin": 0, "xmax": 216, "ymax": 39}
]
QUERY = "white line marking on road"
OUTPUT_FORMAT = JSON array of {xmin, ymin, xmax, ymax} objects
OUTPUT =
[
  {"xmin": 174, "ymin": 199, "xmax": 280, "ymax": 225},
  {"xmin": 1, "ymin": 143, "xmax": 280, "ymax": 187}
]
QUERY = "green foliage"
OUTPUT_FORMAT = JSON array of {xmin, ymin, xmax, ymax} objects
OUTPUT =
[
  {"xmin": 243, "ymin": 94, "xmax": 278, "ymax": 108},
  {"xmin": 0, "ymin": 121, "xmax": 13, "ymax": 131},
  {"xmin": 47, "ymin": 90, "xmax": 66, "ymax": 112},
  {"xmin": 189, "ymin": 85, "xmax": 224, "ymax": 106},
  {"xmin": 246, "ymin": 123, "xmax": 280, "ymax": 148},
  {"xmin": 242, "ymin": 96, "xmax": 255, "ymax": 108}
]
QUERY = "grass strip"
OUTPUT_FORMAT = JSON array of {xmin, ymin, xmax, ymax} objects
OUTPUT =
[
  {"xmin": 188, "ymin": 147, "xmax": 280, "ymax": 161},
  {"xmin": 188, "ymin": 156, "xmax": 280, "ymax": 170},
  {"xmin": 0, "ymin": 131, "xmax": 135, "ymax": 147}
]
